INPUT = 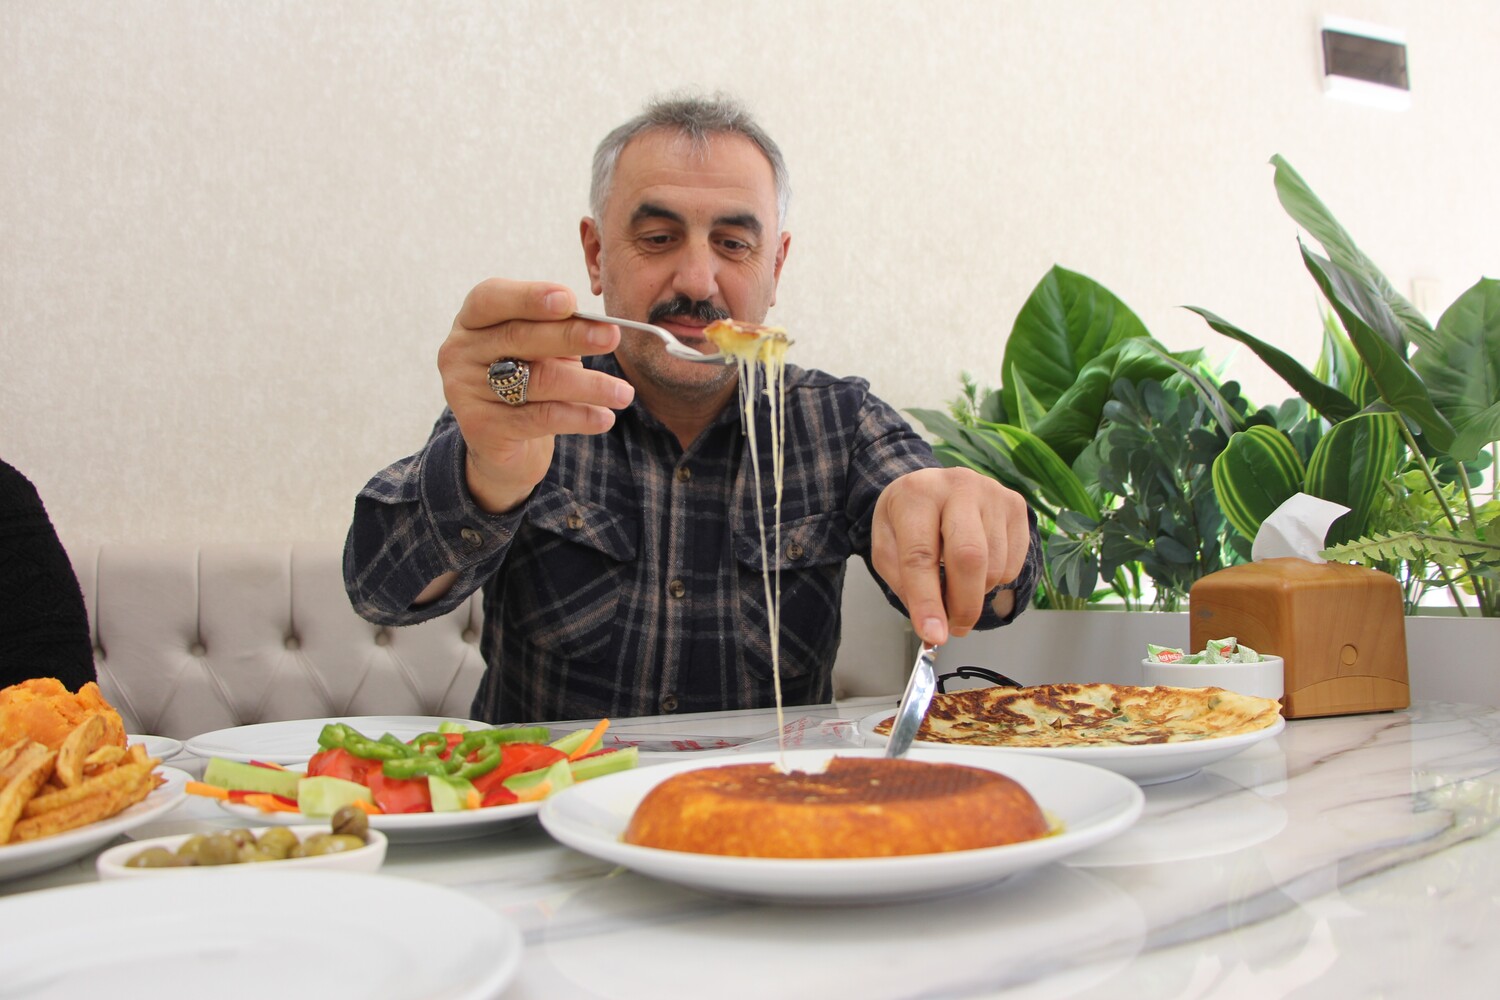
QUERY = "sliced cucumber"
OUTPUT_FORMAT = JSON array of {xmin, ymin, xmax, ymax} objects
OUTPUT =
[
  {"xmin": 569, "ymin": 746, "xmax": 639, "ymax": 782},
  {"xmin": 202, "ymin": 758, "xmax": 302, "ymax": 799},
  {"xmin": 427, "ymin": 774, "xmax": 477, "ymax": 812},
  {"xmin": 297, "ymin": 775, "xmax": 373, "ymax": 817}
]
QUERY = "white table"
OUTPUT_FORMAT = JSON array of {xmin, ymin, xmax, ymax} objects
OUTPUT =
[{"xmin": 6, "ymin": 698, "xmax": 1499, "ymax": 999}]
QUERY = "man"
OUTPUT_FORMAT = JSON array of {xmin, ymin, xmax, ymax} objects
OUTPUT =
[{"xmin": 345, "ymin": 94, "xmax": 1039, "ymax": 723}]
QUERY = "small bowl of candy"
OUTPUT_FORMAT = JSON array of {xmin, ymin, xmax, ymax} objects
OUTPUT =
[{"xmin": 1142, "ymin": 638, "xmax": 1284, "ymax": 701}]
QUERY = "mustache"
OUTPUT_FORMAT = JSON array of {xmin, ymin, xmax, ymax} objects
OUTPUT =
[{"xmin": 648, "ymin": 296, "xmax": 730, "ymax": 325}]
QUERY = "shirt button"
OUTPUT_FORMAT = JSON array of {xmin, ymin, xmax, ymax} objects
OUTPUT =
[
  {"xmin": 675, "ymin": 466, "xmax": 692, "ymax": 483},
  {"xmin": 374, "ymin": 630, "xmax": 392, "ymax": 647},
  {"xmin": 460, "ymin": 527, "xmax": 483, "ymax": 548},
  {"xmin": 660, "ymin": 694, "xmax": 679, "ymax": 713},
  {"xmin": 668, "ymin": 579, "xmax": 686, "ymax": 599},
  {"xmin": 566, "ymin": 513, "xmax": 585, "ymax": 530},
  {"xmin": 786, "ymin": 542, "xmax": 805, "ymax": 560}
]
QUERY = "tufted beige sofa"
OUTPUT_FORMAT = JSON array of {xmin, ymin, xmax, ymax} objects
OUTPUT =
[{"xmin": 64, "ymin": 543, "xmax": 907, "ymax": 739}]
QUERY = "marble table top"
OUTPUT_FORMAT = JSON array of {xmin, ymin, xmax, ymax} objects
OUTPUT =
[{"xmin": 5, "ymin": 698, "xmax": 1498, "ymax": 999}]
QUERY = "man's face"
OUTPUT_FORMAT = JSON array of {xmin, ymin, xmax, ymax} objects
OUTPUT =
[{"xmin": 581, "ymin": 130, "xmax": 789, "ymax": 399}]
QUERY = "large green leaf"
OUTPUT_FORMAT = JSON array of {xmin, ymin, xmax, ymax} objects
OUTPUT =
[
  {"xmin": 1270, "ymin": 154, "xmax": 1437, "ymax": 353},
  {"xmin": 911, "ymin": 407, "xmax": 1068, "ymax": 521},
  {"xmin": 1211, "ymin": 425, "xmax": 1305, "ymax": 541},
  {"xmin": 1304, "ymin": 412, "xmax": 1404, "ymax": 545},
  {"xmin": 1000, "ymin": 266, "xmax": 1152, "ymax": 418},
  {"xmin": 1411, "ymin": 277, "xmax": 1500, "ymax": 461},
  {"xmin": 1026, "ymin": 339, "xmax": 1182, "ymax": 465},
  {"xmin": 1139, "ymin": 340, "xmax": 1245, "ymax": 435},
  {"xmin": 971, "ymin": 423, "xmax": 1101, "ymax": 520},
  {"xmin": 1302, "ymin": 246, "xmax": 1457, "ymax": 453},
  {"xmin": 1186, "ymin": 306, "xmax": 1359, "ymax": 423}
]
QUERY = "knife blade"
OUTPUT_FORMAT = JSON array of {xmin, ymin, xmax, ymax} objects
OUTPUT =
[{"xmin": 884, "ymin": 643, "xmax": 937, "ymax": 758}]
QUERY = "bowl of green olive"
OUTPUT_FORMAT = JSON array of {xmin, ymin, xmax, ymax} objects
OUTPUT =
[{"xmin": 96, "ymin": 806, "xmax": 387, "ymax": 879}]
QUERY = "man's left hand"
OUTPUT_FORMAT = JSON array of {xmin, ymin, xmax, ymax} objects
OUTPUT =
[{"xmin": 871, "ymin": 467, "xmax": 1031, "ymax": 646}]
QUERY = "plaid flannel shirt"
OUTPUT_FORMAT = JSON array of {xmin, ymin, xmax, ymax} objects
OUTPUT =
[{"xmin": 344, "ymin": 354, "xmax": 1039, "ymax": 724}]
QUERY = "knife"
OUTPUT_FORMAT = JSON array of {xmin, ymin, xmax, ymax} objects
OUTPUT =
[{"xmin": 884, "ymin": 643, "xmax": 938, "ymax": 758}]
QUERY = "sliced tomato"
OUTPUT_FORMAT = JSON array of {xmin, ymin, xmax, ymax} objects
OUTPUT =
[
  {"xmin": 366, "ymin": 769, "xmax": 432, "ymax": 814},
  {"xmin": 480, "ymin": 785, "xmax": 519, "ymax": 808},
  {"xmin": 305, "ymin": 747, "xmax": 379, "ymax": 784},
  {"xmin": 468, "ymin": 743, "xmax": 567, "ymax": 799}
]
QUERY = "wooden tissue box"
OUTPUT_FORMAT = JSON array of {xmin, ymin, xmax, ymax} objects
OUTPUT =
[{"xmin": 1189, "ymin": 558, "xmax": 1409, "ymax": 718}]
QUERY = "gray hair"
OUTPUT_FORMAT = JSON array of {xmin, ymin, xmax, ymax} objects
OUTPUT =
[{"xmin": 589, "ymin": 92, "xmax": 791, "ymax": 229}]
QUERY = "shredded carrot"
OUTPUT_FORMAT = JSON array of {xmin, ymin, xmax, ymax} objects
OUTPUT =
[
  {"xmin": 567, "ymin": 718, "xmax": 610, "ymax": 761},
  {"xmin": 185, "ymin": 781, "xmax": 230, "ymax": 801},
  {"xmin": 464, "ymin": 788, "xmax": 482, "ymax": 811},
  {"xmin": 249, "ymin": 760, "xmax": 289, "ymax": 771},
  {"xmin": 513, "ymin": 781, "xmax": 552, "ymax": 803},
  {"xmin": 240, "ymin": 792, "xmax": 302, "ymax": 814},
  {"xmin": 349, "ymin": 798, "xmax": 384, "ymax": 816}
]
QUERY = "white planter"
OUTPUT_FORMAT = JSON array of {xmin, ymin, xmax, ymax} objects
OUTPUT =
[{"xmin": 940, "ymin": 608, "xmax": 1500, "ymax": 707}]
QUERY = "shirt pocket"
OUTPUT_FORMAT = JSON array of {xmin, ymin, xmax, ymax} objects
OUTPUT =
[
  {"xmin": 503, "ymin": 497, "xmax": 638, "ymax": 664},
  {"xmin": 731, "ymin": 510, "xmax": 851, "ymax": 684}
]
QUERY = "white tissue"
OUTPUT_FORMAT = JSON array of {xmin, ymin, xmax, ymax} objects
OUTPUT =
[{"xmin": 1251, "ymin": 493, "xmax": 1351, "ymax": 563}]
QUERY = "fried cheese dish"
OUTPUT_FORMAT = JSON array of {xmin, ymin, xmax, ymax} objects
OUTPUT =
[
  {"xmin": 624, "ymin": 756, "xmax": 1048, "ymax": 858},
  {"xmin": 874, "ymin": 683, "xmax": 1282, "ymax": 748}
]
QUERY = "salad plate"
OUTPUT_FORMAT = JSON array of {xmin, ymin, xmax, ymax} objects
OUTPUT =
[
  {"xmin": 538, "ymin": 747, "xmax": 1143, "ymax": 904},
  {"xmin": 127, "ymin": 733, "xmax": 184, "ymax": 762},
  {"xmin": 0, "ymin": 766, "xmax": 190, "ymax": 881},
  {"xmin": 183, "ymin": 715, "xmax": 490, "ymax": 765},
  {"xmin": 217, "ymin": 796, "xmax": 543, "ymax": 844},
  {"xmin": 856, "ymin": 710, "xmax": 1286, "ymax": 785},
  {"xmin": 0, "ymin": 869, "xmax": 522, "ymax": 1000}
]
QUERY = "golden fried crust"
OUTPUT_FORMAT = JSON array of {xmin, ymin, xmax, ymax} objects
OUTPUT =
[
  {"xmin": 874, "ymin": 683, "xmax": 1281, "ymax": 747},
  {"xmin": 703, "ymin": 319, "xmax": 789, "ymax": 361},
  {"xmin": 0, "ymin": 679, "xmax": 127, "ymax": 752},
  {"xmin": 623, "ymin": 757, "xmax": 1048, "ymax": 858}
]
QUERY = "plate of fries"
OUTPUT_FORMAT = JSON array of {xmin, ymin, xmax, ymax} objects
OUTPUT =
[{"xmin": 0, "ymin": 729, "xmax": 188, "ymax": 881}]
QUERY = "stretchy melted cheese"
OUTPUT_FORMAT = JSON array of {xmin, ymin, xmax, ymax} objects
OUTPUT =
[
  {"xmin": 873, "ymin": 683, "xmax": 1282, "ymax": 747},
  {"xmin": 704, "ymin": 319, "xmax": 791, "ymax": 754}
]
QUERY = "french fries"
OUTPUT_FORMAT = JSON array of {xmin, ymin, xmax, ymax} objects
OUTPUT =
[{"xmin": 0, "ymin": 717, "xmax": 161, "ymax": 846}]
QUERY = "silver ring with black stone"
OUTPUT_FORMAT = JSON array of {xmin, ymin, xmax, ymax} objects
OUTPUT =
[{"xmin": 487, "ymin": 358, "xmax": 531, "ymax": 406}]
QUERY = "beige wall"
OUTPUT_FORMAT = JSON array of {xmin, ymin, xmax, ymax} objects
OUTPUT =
[{"xmin": 3, "ymin": 0, "xmax": 1496, "ymax": 548}]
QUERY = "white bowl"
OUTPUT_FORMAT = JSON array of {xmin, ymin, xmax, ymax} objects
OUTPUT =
[
  {"xmin": 1140, "ymin": 655, "xmax": 1284, "ymax": 701},
  {"xmin": 96, "ymin": 824, "xmax": 387, "ymax": 879}
]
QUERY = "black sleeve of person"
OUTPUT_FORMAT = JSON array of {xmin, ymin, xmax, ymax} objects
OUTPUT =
[{"xmin": 0, "ymin": 459, "xmax": 96, "ymax": 690}]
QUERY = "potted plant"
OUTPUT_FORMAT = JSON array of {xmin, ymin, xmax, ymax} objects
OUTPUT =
[
  {"xmin": 919, "ymin": 158, "xmax": 1499, "ymax": 703},
  {"xmin": 1191, "ymin": 156, "xmax": 1499, "ymax": 617},
  {"xmin": 909, "ymin": 266, "xmax": 1251, "ymax": 611}
]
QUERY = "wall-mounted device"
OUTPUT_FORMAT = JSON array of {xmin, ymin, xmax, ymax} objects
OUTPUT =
[{"xmin": 1321, "ymin": 15, "xmax": 1410, "ymax": 110}]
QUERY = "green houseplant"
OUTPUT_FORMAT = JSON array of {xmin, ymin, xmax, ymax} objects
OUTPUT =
[
  {"xmin": 910, "ymin": 267, "xmax": 1251, "ymax": 611},
  {"xmin": 1191, "ymin": 156, "xmax": 1500, "ymax": 616}
]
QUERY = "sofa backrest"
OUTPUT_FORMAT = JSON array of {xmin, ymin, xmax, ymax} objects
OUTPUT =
[{"xmin": 65, "ymin": 544, "xmax": 906, "ymax": 738}]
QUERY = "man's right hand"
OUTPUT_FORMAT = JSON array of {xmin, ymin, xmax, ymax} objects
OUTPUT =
[{"xmin": 437, "ymin": 279, "xmax": 635, "ymax": 514}]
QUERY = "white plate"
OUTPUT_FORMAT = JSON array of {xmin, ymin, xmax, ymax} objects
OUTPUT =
[
  {"xmin": 217, "ymin": 797, "xmax": 542, "ymax": 845},
  {"xmin": 97, "ymin": 823, "xmax": 388, "ymax": 878},
  {"xmin": 183, "ymin": 715, "xmax": 491, "ymax": 765},
  {"xmin": 128, "ymin": 734, "xmax": 184, "ymax": 762},
  {"xmin": 0, "ymin": 766, "xmax": 189, "ymax": 882},
  {"xmin": 0, "ymin": 870, "xmax": 522, "ymax": 1000},
  {"xmin": 856, "ymin": 709, "xmax": 1286, "ymax": 785},
  {"xmin": 537, "ymin": 747, "xmax": 1143, "ymax": 904}
]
